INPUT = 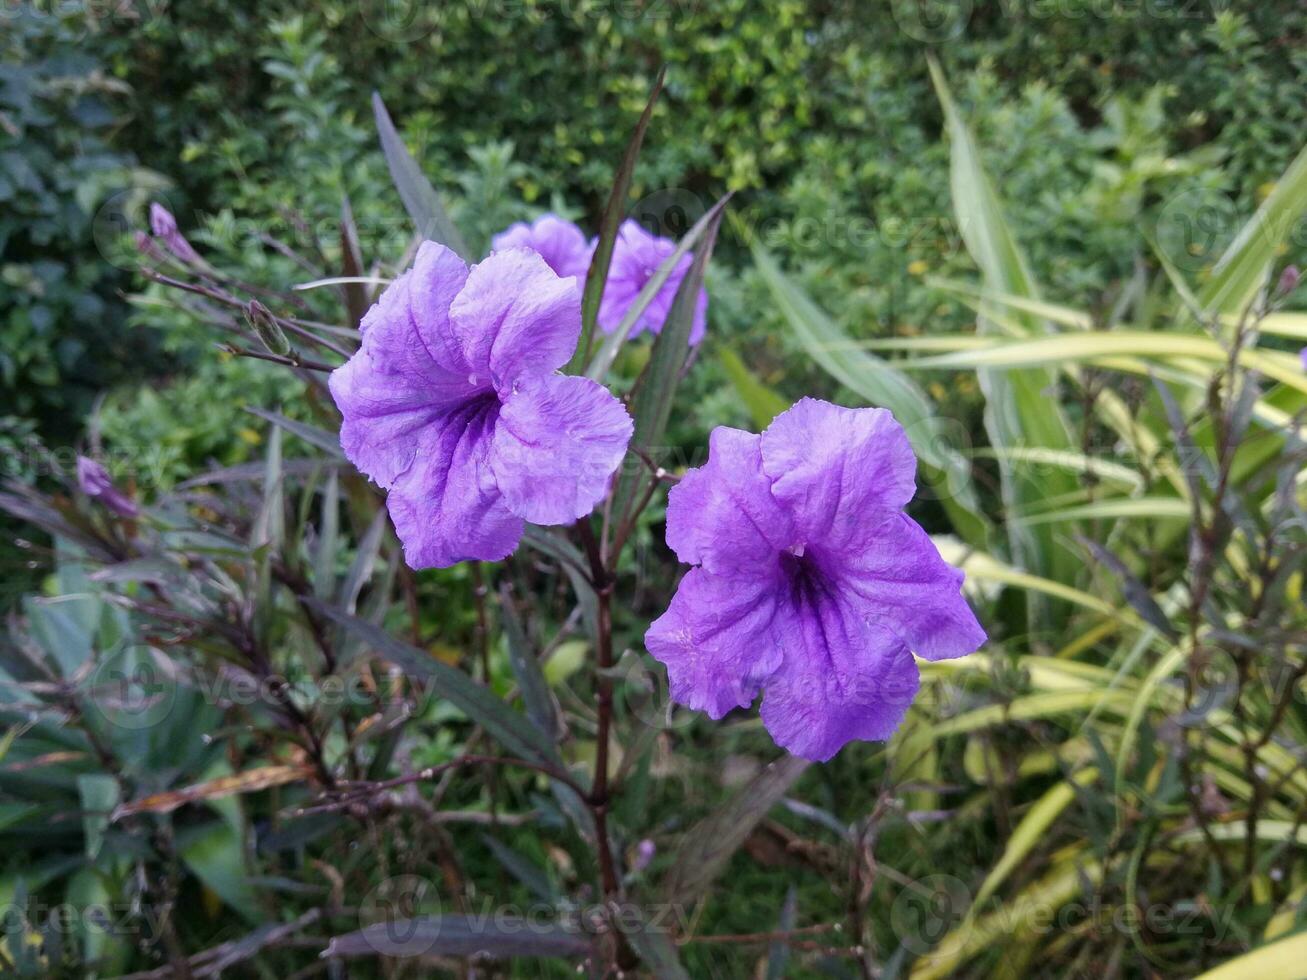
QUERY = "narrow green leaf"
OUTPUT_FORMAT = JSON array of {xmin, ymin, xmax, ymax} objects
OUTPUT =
[
  {"xmin": 245, "ymin": 407, "xmax": 344, "ymax": 459},
  {"xmin": 1199, "ymin": 140, "xmax": 1307, "ymax": 318},
  {"xmin": 313, "ymin": 470, "xmax": 339, "ymax": 600},
  {"xmin": 766, "ymin": 886, "xmax": 799, "ymax": 980},
  {"xmin": 77, "ymin": 775, "xmax": 119, "ymax": 862},
  {"xmin": 372, "ymin": 92, "xmax": 469, "ymax": 259},
  {"xmin": 313, "ymin": 603, "xmax": 560, "ymax": 767},
  {"xmin": 569, "ymin": 65, "xmax": 667, "ymax": 373},
  {"xmin": 1010, "ymin": 497, "xmax": 1191, "ymax": 526},
  {"xmin": 325, "ymin": 915, "xmax": 592, "ymax": 959},
  {"xmin": 928, "ymin": 56, "xmax": 1079, "ymax": 604},
  {"xmin": 481, "ymin": 834, "xmax": 556, "ymax": 901},
  {"xmin": 625, "ymin": 923, "xmax": 692, "ymax": 980},
  {"xmin": 662, "ymin": 755, "xmax": 808, "ymax": 908},
  {"xmin": 499, "ymin": 588, "xmax": 561, "ymax": 746},
  {"xmin": 611, "ymin": 202, "xmax": 725, "ymax": 525},
  {"xmin": 336, "ymin": 507, "xmax": 387, "ymax": 614},
  {"xmin": 974, "ymin": 769, "xmax": 1098, "ymax": 917},
  {"xmin": 587, "ymin": 193, "xmax": 731, "ymax": 381},
  {"xmin": 338, "ymin": 194, "xmax": 371, "ymax": 327},
  {"xmin": 179, "ymin": 821, "xmax": 261, "ymax": 924}
]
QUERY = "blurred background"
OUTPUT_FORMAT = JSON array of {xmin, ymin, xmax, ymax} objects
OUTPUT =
[{"xmin": 2, "ymin": 1, "xmax": 1306, "ymax": 977}]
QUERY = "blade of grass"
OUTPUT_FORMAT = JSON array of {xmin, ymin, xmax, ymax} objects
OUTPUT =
[
  {"xmin": 586, "ymin": 193, "xmax": 731, "ymax": 381},
  {"xmin": 568, "ymin": 66, "xmax": 667, "ymax": 373},
  {"xmin": 372, "ymin": 93, "xmax": 469, "ymax": 259}
]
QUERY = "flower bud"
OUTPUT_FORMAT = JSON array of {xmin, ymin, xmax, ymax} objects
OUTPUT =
[
  {"xmin": 1277, "ymin": 265, "xmax": 1300, "ymax": 298},
  {"xmin": 149, "ymin": 202, "xmax": 201, "ymax": 264},
  {"xmin": 245, "ymin": 300, "xmax": 291, "ymax": 356}
]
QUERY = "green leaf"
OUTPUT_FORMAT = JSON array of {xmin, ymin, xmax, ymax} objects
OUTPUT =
[
  {"xmin": 66, "ymin": 866, "xmax": 127, "ymax": 972},
  {"xmin": 313, "ymin": 470, "xmax": 339, "ymax": 600},
  {"xmin": 179, "ymin": 820, "xmax": 261, "ymax": 924},
  {"xmin": 499, "ymin": 589, "xmax": 561, "ymax": 746},
  {"xmin": 662, "ymin": 756, "xmax": 808, "ymax": 908},
  {"xmin": 1010, "ymin": 497, "xmax": 1191, "ymax": 526},
  {"xmin": 543, "ymin": 640, "xmax": 588, "ymax": 687},
  {"xmin": 611, "ymin": 200, "xmax": 726, "ymax": 526},
  {"xmin": 929, "ymin": 56, "xmax": 1087, "ymax": 608},
  {"xmin": 244, "ymin": 407, "xmax": 344, "ymax": 458},
  {"xmin": 1191, "ymin": 931, "xmax": 1307, "ymax": 980},
  {"xmin": 372, "ymin": 93, "xmax": 469, "ymax": 259},
  {"xmin": 569, "ymin": 65, "xmax": 667, "ymax": 373},
  {"xmin": 970, "ymin": 768, "xmax": 1099, "ymax": 912},
  {"xmin": 314, "ymin": 603, "xmax": 560, "ymax": 767},
  {"xmin": 625, "ymin": 922, "xmax": 692, "ymax": 980},
  {"xmin": 77, "ymin": 775, "xmax": 119, "ymax": 861},
  {"xmin": 325, "ymin": 915, "xmax": 592, "ymax": 959},
  {"xmin": 480, "ymin": 834, "xmax": 556, "ymax": 901},
  {"xmin": 1198, "ymin": 140, "xmax": 1307, "ymax": 318},
  {"xmin": 338, "ymin": 193, "xmax": 371, "ymax": 328},
  {"xmin": 718, "ymin": 346, "xmax": 788, "ymax": 428}
]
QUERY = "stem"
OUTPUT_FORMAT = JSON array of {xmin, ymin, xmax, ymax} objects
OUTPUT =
[{"xmin": 575, "ymin": 518, "xmax": 622, "ymax": 901}]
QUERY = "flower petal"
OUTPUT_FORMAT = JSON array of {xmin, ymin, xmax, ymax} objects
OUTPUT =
[
  {"xmin": 826, "ymin": 512, "xmax": 986, "ymax": 661},
  {"xmin": 402, "ymin": 241, "xmax": 475, "ymax": 374},
  {"xmin": 664, "ymin": 427, "xmax": 794, "ymax": 576},
  {"xmin": 595, "ymin": 220, "xmax": 708, "ymax": 344},
  {"xmin": 760, "ymin": 399, "xmax": 917, "ymax": 542},
  {"xmin": 492, "ymin": 215, "xmax": 593, "ymax": 279},
  {"xmin": 331, "ymin": 242, "xmax": 480, "ymax": 488},
  {"xmin": 759, "ymin": 594, "xmax": 920, "ymax": 762},
  {"xmin": 489, "ymin": 374, "xmax": 633, "ymax": 525},
  {"xmin": 329, "ymin": 352, "xmax": 448, "ymax": 489},
  {"xmin": 645, "ymin": 567, "xmax": 786, "ymax": 719},
  {"xmin": 385, "ymin": 399, "xmax": 523, "ymax": 569},
  {"xmin": 449, "ymin": 248, "xmax": 581, "ymax": 389}
]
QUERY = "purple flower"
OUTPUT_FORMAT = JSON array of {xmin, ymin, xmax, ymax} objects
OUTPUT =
[
  {"xmin": 133, "ymin": 230, "xmax": 167, "ymax": 265},
  {"xmin": 329, "ymin": 242, "xmax": 633, "ymax": 569},
  {"xmin": 149, "ymin": 203, "xmax": 201, "ymax": 264},
  {"xmin": 632, "ymin": 839, "xmax": 656, "ymax": 872},
  {"xmin": 1300, "ymin": 347, "xmax": 1307, "ymax": 372},
  {"xmin": 645, "ymin": 398, "xmax": 985, "ymax": 761},
  {"xmin": 492, "ymin": 214, "xmax": 593, "ymax": 280},
  {"xmin": 598, "ymin": 219, "xmax": 708, "ymax": 345},
  {"xmin": 76, "ymin": 456, "xmax": 138, "ymax": 518}
]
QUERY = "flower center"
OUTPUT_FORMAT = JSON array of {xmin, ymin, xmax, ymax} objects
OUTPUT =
[{"xmin": 779, "ymin": 546, "xmax": 828, "ymax": 606}]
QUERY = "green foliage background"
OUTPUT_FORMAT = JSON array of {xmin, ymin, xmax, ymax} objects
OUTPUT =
[{"xmin": 2, "ymin": 2, "xmax": 1307, "ymax": 977}]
